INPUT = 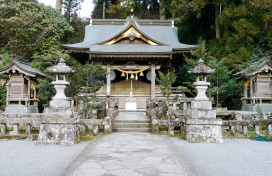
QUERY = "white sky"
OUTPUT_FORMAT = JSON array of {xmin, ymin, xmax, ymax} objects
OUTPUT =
[{"xmin": 38, "ymin": 0, "xmax": 94, "ymax": 18}]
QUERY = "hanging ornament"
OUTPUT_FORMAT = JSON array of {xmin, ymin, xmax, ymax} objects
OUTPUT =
[
  {"xmin": 135, "ymin": 73, "xmax": 138, "ymax": 80},
  {"xmin": 139, "ymin": 71, "xmax": 144, "ymax": 76},
  {"xmin": 126, "ymin": 73, "xmax": 128, "ymax": 80},
  {"xmin": 130, "ymin": 74, "xmax": 135, "ymax": 79},
  {"xmin": 121, "ymin": 72, "xmax": 125, "ymax": 77}
]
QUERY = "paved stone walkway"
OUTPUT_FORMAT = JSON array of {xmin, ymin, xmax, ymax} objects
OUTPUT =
[{"xmin": 73, "ymin": 133, "xmax": 195, "ymax": 176}]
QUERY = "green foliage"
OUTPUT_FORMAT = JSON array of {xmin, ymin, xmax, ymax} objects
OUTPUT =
[
  {"xmin": 156, "ymin": 68, "xmax": 177, "ymax": 99},
  {"xmin": 185, "ymin": 40, "xmax": 243, "ymax": 109},
  {"xmin": 0, "ymin": 0, "xmax": 73, "ymax": 59},
  {"xmin": 62, "ymin": 16, "xmax": 89, "ymax": 44},
  {"xmin": 63, "ymin": 0, "xmax": 83, "ymax": 18},
  {"xmin": 68, "ymin": 62, "xmax": 107, "ymax": 118},
  {"xmin": 106, "ymin": 0, "xmax": 134, "ymax": 18},
  {"xmin": 92, "ymin": 0, "xmax": 160, "ymax": 19},
  {"xmin": 256, "ymin": 105, "xmax": 264, "ymax": 120}
]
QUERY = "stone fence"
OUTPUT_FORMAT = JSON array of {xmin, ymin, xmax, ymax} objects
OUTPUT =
[
  {"xmin": 0, "ymin": 114, "xmax": 104, "ymax": 136},
  {"xmin": 222, "ymin": 119, "xmax": 272, "ymax": 137}
]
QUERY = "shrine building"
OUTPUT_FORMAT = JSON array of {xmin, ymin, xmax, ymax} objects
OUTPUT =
[
  {"xmin": 0, "ymin": 56, "xmax": 46, "ymax": 114},
  {"xmin": 62, "ymin": 15, "xmax": 196, "ymax": 109}
]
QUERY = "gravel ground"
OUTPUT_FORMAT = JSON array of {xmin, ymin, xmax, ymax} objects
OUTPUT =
[
  {"xmin": 171, "ymin": 138, "xmax": 272, "ymax": 176},
  {"xmin": 0, "ymin": 140, "xmax": 89, "ymax": 176}
]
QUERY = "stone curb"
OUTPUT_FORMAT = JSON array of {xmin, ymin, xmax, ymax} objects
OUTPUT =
[
  {"xmin": 161, "ymin": 135, "xmax": 198, "ymax": 176},
  {"xmin": 61, "ymin": 134, "xmax": 104, "ymax": 176}
]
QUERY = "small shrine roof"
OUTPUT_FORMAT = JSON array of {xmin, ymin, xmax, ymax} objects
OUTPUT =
[
  {"xmin": 0, "ymin": 56, "xmax": 46, "ymax": 78},
  {"xmin": 62, "ymin": 18, "xmax": 197, "ymax": 55},
  {"xmin": 234, "ymin": 58, "xmax": 272, "ymax": 77}
]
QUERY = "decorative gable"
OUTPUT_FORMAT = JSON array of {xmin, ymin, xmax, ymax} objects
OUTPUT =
[{"xmin": 96, "ymin": 20, "xmax": 167, "ymax": 46}]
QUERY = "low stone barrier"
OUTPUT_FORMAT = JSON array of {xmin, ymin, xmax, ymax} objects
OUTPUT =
[{"xmin": 222, "ymin": 119, "xmax": 272, "ymax": 137}]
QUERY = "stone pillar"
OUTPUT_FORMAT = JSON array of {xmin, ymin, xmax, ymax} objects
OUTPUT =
[
  {"xmin": 12, "ymin": 123, "xmax": 19, "ymax": 135},
  {"xmin": 151, "ymin": 66, "xmax": 155, "ymax": 99},
  {"xmin": 231, "ymin": 125, "xmax": 236, "ymax": 136},
  {"xmin": 107, "ymin": 67, "xmax": 111, "ymax": 97},
  {"xmin": 268, "ymin": 124, "xmax": 272, "ymax": 135},
  {"xmin": 1, "ymin": 123, "xmax": 6, "ymax": 134},
  {"xmin": 25, "ymin": 123, "xmax": 31, "ymax": 135},
  {"xmin": 183, "ymin": 102, "xmax": 187, "ymax": 110},
  {"xmin": 243, "ymin": 126, "xmax": 248, "ymax": 136},
  {"xmin": 255, "ymin": 125, "xmax": 260, "ymax": 136},
  {"xmin": 93, "ymin": 125, "xmax": 98, "ymax": 136}
]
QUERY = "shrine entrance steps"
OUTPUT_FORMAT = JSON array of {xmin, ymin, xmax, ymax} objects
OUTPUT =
[{"xmin": 113, "ymin": 111, "xmax": 151, "ymax": 132}]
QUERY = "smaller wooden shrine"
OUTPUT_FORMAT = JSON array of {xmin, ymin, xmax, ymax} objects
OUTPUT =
[
  {"xmin": 0, "ymin": 56, "xmax": 46, "ymax": 114},
  {"xmin": 236, "ymin": 58, "xmax": 272, "ymax": 112}
]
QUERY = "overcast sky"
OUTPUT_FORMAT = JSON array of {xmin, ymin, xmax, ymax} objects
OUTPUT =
[{"xmin": 38, "ymin": 0, "xmax": 94, "ymax": 18}]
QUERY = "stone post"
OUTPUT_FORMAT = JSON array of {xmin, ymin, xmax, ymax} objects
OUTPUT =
[
  {"xmin": 25, "ymin": 123, "xmax": 31, "ymax": 135},
  {"xmin": 268, "ymin": 124, "xmax": 272, "ymax": 135},
  {"xmin": 243, "ymin": 126, "xmax": 248, "ymax": 136},
  {"xmin": 255, "ymin": 125, "xmax": 260, "ymax": 136},
  {"xmin": 93, "ymin": 125, "xmax": 98, "ymax": 136},
  {"xmin": 231, "ymin": 125, "xmax": 236, "ymax": 136},
  {"xmin": 1, "ymin": 123, "xmax": 6, "ymax": 134},
  {"xmin": 151, "ymin": 65, "xmax": 155, "ymax": 99},
  {"xmin": 12, "ymin": 123, "xmax": 19, "ymax": 135}
]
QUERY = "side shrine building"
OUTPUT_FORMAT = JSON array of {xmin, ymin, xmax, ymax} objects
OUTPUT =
[
  {"xmin": 0, "ymin": 56, "xmax": 46, "ymax": 114},
  {"xmin": 63, "ymin": 15, "xmax": 196, "ymax": 109}
]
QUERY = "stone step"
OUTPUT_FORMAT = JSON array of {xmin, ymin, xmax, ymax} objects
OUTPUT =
[
  {"xmin": 114, "ymin": 120, "xmax": 150, "ymax": 123},
  {"xmin": 112, "ymin": 128, "xmax": 151, "ymax": 132},
  {"xmin": 113, "ymin": 123, "xmax": 151, "ymax": 128}
]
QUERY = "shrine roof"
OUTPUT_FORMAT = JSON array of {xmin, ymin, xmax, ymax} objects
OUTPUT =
[
  {"xmin": 0, "ymin": 56, "xmax": 46, "ymax": 78},
  {"xmin": 234, "ymin": 57, "xmax": 272, "ymax": 77},
  {"xmin": 62, "ymin": 18, "xmax": 197, "ymax": 54}
]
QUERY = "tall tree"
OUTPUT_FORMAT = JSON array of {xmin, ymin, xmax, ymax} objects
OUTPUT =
[
  {"xmin": 63, "ymin": 0, "xmax": 83, "ymax": 19},
  {"xmin": 0, "ymin": 0, "xmax": 73, "ymax": 59}
]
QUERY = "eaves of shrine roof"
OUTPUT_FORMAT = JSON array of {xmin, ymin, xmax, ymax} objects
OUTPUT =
[
  {"xmin": 234, "ymin": 57, "xmax": 272, "ymax": 77},
  {"xmin": 62, "ymin": 18, "xmax": 197, "ymax": 54},
  {"xmin": 0, "ymin": 56, "xmax": 46, "ymax": 78}
]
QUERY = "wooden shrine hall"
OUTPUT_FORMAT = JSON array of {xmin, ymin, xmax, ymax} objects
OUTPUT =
[{"xmin": 62, "ymin": 14, "xmax": 196, "ymax": 109}]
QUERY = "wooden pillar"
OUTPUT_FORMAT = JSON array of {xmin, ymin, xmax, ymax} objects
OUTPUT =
[
  {"xmin": 250, "ymin": 78, "xmax": 253, "ymax": 98},
  {"xmin": 151, "ymin": 66, "xmax": 156, "ymax": 99},
  {"xmin": 6, "ymin": 83, "xmax": 9, "ymax": 106},
  {"xmin": 244, "ymin": 85, "xmax": 247, "ymax": 98},
  {"xmin": 107, "ymin": 67, "xmax": 111, "ymax": 97}
]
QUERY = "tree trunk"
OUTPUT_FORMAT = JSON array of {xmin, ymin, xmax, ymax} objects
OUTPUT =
[
  {"xmin": 159, "ymin": 0, "xmax": 166, "ymax": 20},
  {"xmin": 215, "ymin": 3, "xmax": 220, "ymax": 39},
  {"xmin": 55, "ymin": 0, "xmax": 63, "ymax": 14},
  {"xmin": 103, "ymin": 0, "xmax": 106, "ymax": 19}
]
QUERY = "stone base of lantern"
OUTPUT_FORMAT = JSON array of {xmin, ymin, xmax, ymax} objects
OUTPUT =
[
  {"xmin": 36, "ymin": 119, "xmax": 79, "ymax": 145},
  {"xmin": 44, "ymin": 107, "xmax": 73, "ymax": 118},
  {"xmin": 186, "ymin": 118, "xmax": 223, "ymax": 143},
  {"xmin": 50, "ymin": 99, "xmax": 71, "ymax": 108}
]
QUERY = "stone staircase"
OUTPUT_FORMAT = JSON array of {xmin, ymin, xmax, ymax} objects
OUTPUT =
[{"xmin": 113, "ymin": 112, "xmax": 151, "ymax": 132}]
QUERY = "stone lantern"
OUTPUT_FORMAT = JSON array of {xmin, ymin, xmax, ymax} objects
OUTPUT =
[
  {"xmin": 44, "ymin": 58, "xmax": 74, "ymax": 117},
  {"xmin": 190, "ymin": 59, "xmax": 215, "ymax": 101},
  {"xmin": 186, "ymin": 59, "xmax": 223, "ymax": 143}
]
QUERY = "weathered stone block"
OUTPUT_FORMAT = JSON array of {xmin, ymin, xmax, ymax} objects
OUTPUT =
[
  {"xmin": 189, "ymin": 109, "xmax": 216, "ymax": 119},
  {"xmin": 191, "ymin": 101, "xmax": 212, "ymax": 110},
  {"xmin": 186, "ymin": 119, "xmax": 223, "ymax": 143},
  {"xmin": 37, "ymin": 120, "xmax": 78, "ymax": 145}
]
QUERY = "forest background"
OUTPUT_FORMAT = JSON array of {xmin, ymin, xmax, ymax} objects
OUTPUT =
[{"xmin": 0, "ymin": 0, "xmax": 271, "ymax": 111}]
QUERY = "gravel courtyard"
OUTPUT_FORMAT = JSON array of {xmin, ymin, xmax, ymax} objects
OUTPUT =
[
  {"xmin": 0, "ymin": 140, "xmax": 89, "ymax": 176},
  {"xmin": 0, "ymin": 134, "xmax": 271, "ymax": 176}
]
